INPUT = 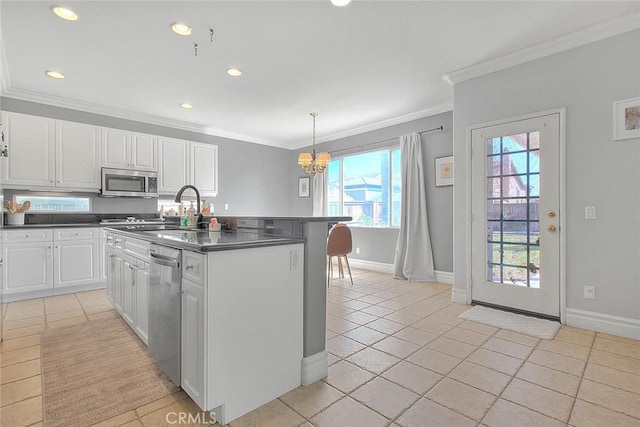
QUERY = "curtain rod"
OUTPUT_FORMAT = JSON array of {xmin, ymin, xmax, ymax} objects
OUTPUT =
[{"xmin": 329, "ymin": 125, "xmax": 444, "ymax": 155}]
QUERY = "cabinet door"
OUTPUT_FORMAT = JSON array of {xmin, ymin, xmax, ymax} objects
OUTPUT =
[
  {"xmin": 54, "ymin": 239, "xmax": 99, "ymax": 289},
  {"xmin": 158, "ymin": 137, "xmax": 189, "ymax": 194},
  {"xmin": 181, "ymin": 278, "xmax": 205, "ymax": 407},
  {"xmin": 3, "ymin": 243, "xmax": 53, "ymax": 294},
  {"xmin": 113, "ymin": 252, "xmax": 124, "ymax": 313},
  {"xmin": 131, "ymin": 132, "xmax": 157, "ymax": 171},
  {"xmin": 134, "ymin": 262, "xmax": 149, "ymax": 344},
  {"xmin": 122, "ymin": 258, "xmax": 135, "ymax": 326},
  {"xmin": 2, "ymin": 112, "xmax": 55, "ymax": 187},
  {"xmin": 190, "ymin": 142, "xmax": 218, "ymax": 196},
  {"xmin": 56, "ymin": 120, "xmax": 102, "ymax": 189},
  {"xmin": 102, "ymin": 127, "xmax": 131, "ymax": 169},
  {"xmin": 106, "ymin": 246, "xmax": 115, "ymax": 303},
  {"xmin": 100, "ymin": 239, "xmax": 108, "ymax": 283}
]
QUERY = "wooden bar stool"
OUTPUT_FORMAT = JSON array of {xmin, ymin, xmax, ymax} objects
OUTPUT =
[{"xmin": 327, "ymin": 223, "xmax": 353, "ymax": 286}]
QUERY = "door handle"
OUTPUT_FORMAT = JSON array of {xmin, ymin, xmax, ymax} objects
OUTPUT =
[
  {"xmin": 548, "ymin": 211, "xmax": 556, "ymax": 218},
  {"xmin": 548, "ymin": 225, "xmax": 557, "ymax": 232}
]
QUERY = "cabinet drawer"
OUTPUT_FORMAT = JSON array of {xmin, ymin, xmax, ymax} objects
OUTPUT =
[
  {"xmin": 4, "ymin": 229, "xmax": 53, "ymax": 243},
  {"xmin": 54, "ymin": 228, "xmax": 99, "ymax": 241},
  {"xmin": 124, "ymin": 237, "xmax": 150, "ymax": 261},
  {"xmin": 182, "ymin": 251, "xmax": 205, "ymax": 284}
]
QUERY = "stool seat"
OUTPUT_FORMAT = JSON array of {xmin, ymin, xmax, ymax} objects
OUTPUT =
[{"xmin": 327, "ymin": 223, "xmax": 353, "ymax": 286}]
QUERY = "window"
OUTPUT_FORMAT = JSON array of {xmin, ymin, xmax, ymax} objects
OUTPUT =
[
  {"xmin": 14, "ymin": 195, "xmax": 91, "ymax": 212},
  {"xmin": 328, "ymin": 148, "xmax": 401, "ymax": 227}
]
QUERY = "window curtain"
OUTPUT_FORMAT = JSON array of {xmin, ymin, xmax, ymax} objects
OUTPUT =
[
  {"xmin": 312, "ymin": 172, "xmax": 328, "ymax": 216},
  {"xmin": 393, "ymin": 132, "xmax": 436, "ymax": 281}
]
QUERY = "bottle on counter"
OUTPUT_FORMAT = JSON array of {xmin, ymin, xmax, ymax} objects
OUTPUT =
[
  {"xmin": 186, "ymin": 202, "xmax": 196, "ymax": 228},
  {"xmin": 158, "ymin": 204, "xmax": 165, "ymax": 218}
]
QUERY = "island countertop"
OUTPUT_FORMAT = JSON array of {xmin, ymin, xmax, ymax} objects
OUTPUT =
[{"xmin": 106, "ymin": 226, "xmax": 305, "ymax": 253}]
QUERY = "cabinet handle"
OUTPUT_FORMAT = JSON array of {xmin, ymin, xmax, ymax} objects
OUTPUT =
[
  {"xmin": 108, "ymin": 254, "xmax": 115, "ymax": 258},
  {"xmin": 185, "ymin": 264, "xmax": 194, "ymax": 270}
]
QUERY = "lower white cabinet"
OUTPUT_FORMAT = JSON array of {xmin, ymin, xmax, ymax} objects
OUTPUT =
[
  {"xmin": 54, "ymin": 240, "xmax": 99, "ymax": 291},
  {"xmin": 181, "ymin": 278, "xmax": 205, "ymax": 405},
  {"xmin": 3, "ymin": 242, "xmax": 53, "ymax": 296},
  {"xmin": 106, "ymin": 233, "xmax": 149, "ymax": 345},
  {"xmin": 2, "ymin": 227, "xmax": 103, "ymax": 302}
]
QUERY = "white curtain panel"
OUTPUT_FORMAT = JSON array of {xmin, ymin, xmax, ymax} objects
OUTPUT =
[
  {"xmin": 393, "ymin": 132, "xmax": 436, "ymax": 281},
  {"xmin": 312, "ymin": 172, "xmax": 328, "ymax": 216}
]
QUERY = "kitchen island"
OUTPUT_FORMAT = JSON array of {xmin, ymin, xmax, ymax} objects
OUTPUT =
[{"xmin": 105, "ymin": 215, "xmax": 348, "ymax": 425}]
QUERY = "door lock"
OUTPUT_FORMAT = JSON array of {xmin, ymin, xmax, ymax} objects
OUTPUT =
[{"xmin": 548, "ymin": 225, "xmax": 557, "ymax": 232}]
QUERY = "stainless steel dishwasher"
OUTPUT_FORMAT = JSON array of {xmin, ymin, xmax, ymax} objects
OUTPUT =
[{"xmin": 148, "ymin": 244, "xmax": 182, "ymax": 386}]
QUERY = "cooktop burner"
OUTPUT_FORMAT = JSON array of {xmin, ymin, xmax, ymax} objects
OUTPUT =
[{"xmin": 100, "ymin": 216, "xmax": 165, "ymax": 226}]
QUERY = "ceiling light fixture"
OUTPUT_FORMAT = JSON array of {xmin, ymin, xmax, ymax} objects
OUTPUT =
[
  {"xmin": 297, "ymin": 112, "xmax": 331, "ymax": 175},
  {"xmin": 331, "ymin": 0, "xmax": 352, "ymax": 6},
  {"xmin": 45, "ymin": 70, "xmax": 65, "ymax": 79},
  {"xmin": 180, "ymin": 103, "xmax": 193, "ymax": 109},
  {"xmin": 226, "ymin": 68, "xmax": 242, "ymax": 77},
  {"xmin": 51, "ymin": 5, "xmax": 78, "ymax": 21},
  {"xmin": 171, "ymin": 22, "xmax": 192, "ymax": 36}
]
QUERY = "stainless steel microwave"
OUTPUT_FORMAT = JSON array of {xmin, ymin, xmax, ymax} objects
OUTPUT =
[{"xmin": 101, "ymin": 168, "xmax": 159, "ymax": 198}]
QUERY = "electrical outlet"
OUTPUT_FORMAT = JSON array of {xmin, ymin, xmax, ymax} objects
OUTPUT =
[
  {"xmin": 290, "ymin": 250, "xmax": 300, "ymax": 270},
  {"xmin": 224, "ymin": 203, "xmax": 229, "ymax": 210},
  {"xmin": 584, "ymin": 286, "xmax": 596, "ymax": 300},
  {"xmin": 356, "ymin": 247, "xmax": 360, "ymax": 254},
  {"xmin": 585, "ymin": 206, "xmax": 596, "ymax": 220}
]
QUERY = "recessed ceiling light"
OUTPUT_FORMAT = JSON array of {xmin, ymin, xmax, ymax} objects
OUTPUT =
[
  {"xmin": 171, "ymin": 22, "xmax": 192, "ymax": 36},
  {"xmin": 51, "ymin": 5, "xmax": 78, "ymax": 21},
  {"xmin": 45, "ymin": 70, "xmax": 65, "ymax": 79},
  {"xmin": 331, "ymin": 0, "xmax": 352, "ymax": 6},
  {"xmin": 226, "ymin": 68, "xmax": 242, "ymax": 77},
  {"xmin": 180, "ymin": 103, "xmax": 193, "ymax": 109}
]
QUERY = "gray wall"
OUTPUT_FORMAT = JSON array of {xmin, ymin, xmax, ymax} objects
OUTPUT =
[
  {"xmin": 453, "ymin": 30, "xmax": 640, "ymax": 319},
  {"xmin": 291, "ymin": 111, "xmax": 454, "ymax": 272},
  {"xmin": 0, "ymin": 98, "xmax": 293, "ymax": 216}
]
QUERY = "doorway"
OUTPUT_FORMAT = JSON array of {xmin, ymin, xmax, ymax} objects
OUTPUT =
[{"xmin": 470, "ymin": 113, "xmax": 562, "ymax": 318}]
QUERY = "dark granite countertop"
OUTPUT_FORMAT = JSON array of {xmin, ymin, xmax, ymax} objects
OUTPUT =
[{"xmin": 106, "ymin": 227, "xmax": 305, "ymax": 253}]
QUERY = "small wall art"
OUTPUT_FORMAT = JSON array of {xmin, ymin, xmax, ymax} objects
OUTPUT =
[
  {"xmin": 298, "ymin": 176, "xmax": 310, "ymax": 198},
  {"xmin": 435, "ymin": 155, "xmax": 454, "ymax": 187},
  {"xmin": 613, "ymin": 97, "xmax": 640, "ymax": 140}
]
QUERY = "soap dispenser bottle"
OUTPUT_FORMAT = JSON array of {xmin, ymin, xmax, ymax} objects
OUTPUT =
[{"xmin": 186, "ymin": 201, "xmax": 196, "ymax": 228}]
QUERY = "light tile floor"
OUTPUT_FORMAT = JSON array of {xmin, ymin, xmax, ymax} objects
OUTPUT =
[{"xmin": 1, "ymin": 269, "xmax": 639, "ymax": 426}]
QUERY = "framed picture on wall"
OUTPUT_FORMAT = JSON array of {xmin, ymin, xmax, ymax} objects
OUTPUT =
[
  {"xmin": 298, "ymin": 176, "xmax": 310, "ymax": 198},
  {"xmin": 435, "ymin": 155, "xmax": 454, "ymax": 187},
  {"xmin": 613, "ymin": 97, "xmax": 640, "ymax": 140}
]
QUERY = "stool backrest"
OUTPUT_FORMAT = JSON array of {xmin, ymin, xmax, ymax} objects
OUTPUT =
[{"xmin": 327, "ymin": 224, "xmax": 352, "ymax": 256}]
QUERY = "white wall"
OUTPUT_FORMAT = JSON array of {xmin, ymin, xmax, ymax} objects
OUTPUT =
[{"xmin": 453, "ymin": 30, "xmax": 640, "ymax": 331}]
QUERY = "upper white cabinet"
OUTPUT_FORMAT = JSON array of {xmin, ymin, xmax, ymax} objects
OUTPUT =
[
  {"xmin": 2, "ymin": 111, "xmax": 56, "ymax": 187},
  {"xmin": 158, "ymin": 137, "xmax": 218, "ymax": 196},
  {"xmin": 191, "ymin": 142, "xmax": 218, "ymax": 197},
  {"xmin": 103, "ymin": 128, "xmax": 157, "ymax": 171},
  {"xmin": 2, "ymin": 111, "xmax": 101, "ymax": 190},
  {"xmin": 56, "ymin": 120, "xmax": 102, "ymax": 189},
  {"xmin": 158, "ymin": 137, "xmax": 189, "ymax": 194}
]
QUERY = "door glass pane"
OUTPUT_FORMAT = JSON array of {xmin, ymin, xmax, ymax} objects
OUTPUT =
[{"xmin": 485, "ymin": 132, "xmax": 541, "ymax": 288}]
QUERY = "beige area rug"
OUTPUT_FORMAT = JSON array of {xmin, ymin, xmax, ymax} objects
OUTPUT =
[
  {"xmin": 41, "ymin": 317, "xmax": 179, "ymax": 427},
  {"xmin": 459, "ymin": 305, "xmax": 561, "ymax": 340}
]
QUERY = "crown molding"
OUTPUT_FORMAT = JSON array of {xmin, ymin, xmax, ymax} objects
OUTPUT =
[
  {"xmin": 0, "ymin": 87, "xmax": 292, "ymax": 149},
  {"xmin": 289, "ymin": 102, "xmax": 453, "ymax": 150},
  {"xmin": 444, "ymin": 11, "xmax": 640, "ymax": 85}
]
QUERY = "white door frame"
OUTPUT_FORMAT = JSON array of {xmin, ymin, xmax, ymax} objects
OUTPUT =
[{"xmin": 464, "ymin": 108, "xmax": 567, "ymax": 323}]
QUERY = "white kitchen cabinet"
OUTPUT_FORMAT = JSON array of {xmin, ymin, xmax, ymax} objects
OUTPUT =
[
  {"xmin": 103, "ymin": 128, "xmax": 157, "ymax": 171},
  {"xmin": 1, "ymin": 112, "xmax": 102, "ymax": 191},
  {"xmin": 113, "ymin": 251, "xmax": 125, "ymax": 313},
  {"xmin": 2, "ymin": 111, "xmax": 56, "ymax": 187},
  {"xmin": 3, "ymin": 242, "xmax": 53, "ymax": 297},
  {"xmin": 190, "ymin": 142, "xmax": 218, "ymax": 197},
  {"xmin": 56, "ymin": 120, "xmax": 102, "ymax": 189},
  {"xmin": 158, "ymin": 136, "xmax": 189, "ymax": 194},
  {"xmin": 53, "ymin": 239, "xmax": 99, "ymax": 291},
  {"xmin": 122, "ymin": 255, "xmax": 136, "ymax": 326},
  {"xmin": 158, "ymin": 137, "xmax": 218, "ymax": 196},
  {"xmin": 181, "ymin": 277, "xmax": 205, "ymax": 407},
  {"xmin": 134, "ymin": 261, "xmax": 149, "ymax": 343},
  {"xmin": 106, "ymin": 245, "xmax": 115, "ymax": 303}
]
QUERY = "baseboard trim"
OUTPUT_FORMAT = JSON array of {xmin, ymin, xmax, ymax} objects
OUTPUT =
[
  {"xmin": 565, "ymin": 308, "xmax": 640, "ymax": 340},
  {"xmin": 348, "ymin": 258, "xmax": 453, "ymax": 284},
  {"xmin": 451, "ymin": 288, "xmax": 468, "ymax": 304},
  {"xmin": 301, "ymin": 350, "xmax": 328, "ymax": 386}
]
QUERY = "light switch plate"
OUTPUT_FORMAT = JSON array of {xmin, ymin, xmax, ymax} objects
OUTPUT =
[{"xmin": 585, "ymin": 206, "xmax": 596, "ymax": 220}]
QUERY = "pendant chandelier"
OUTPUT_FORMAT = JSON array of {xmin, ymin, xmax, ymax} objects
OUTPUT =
[{"xmin": 297, "ymin": 112, "xmax": 331, "ymax": 175}]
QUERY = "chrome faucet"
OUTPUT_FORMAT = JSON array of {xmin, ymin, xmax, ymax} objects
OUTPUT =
[{"xmin": 174, "ymin": 185, "xmax": 204, "ymax": 229}]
